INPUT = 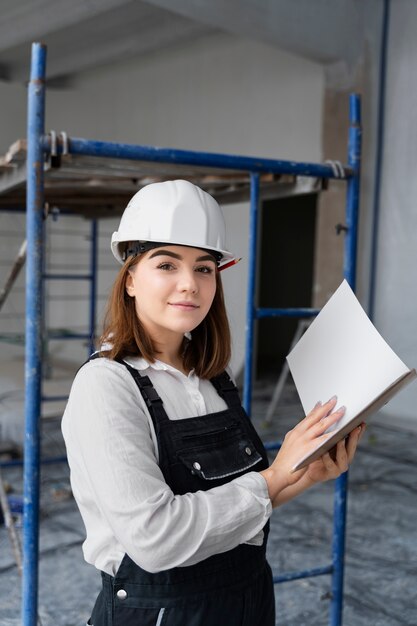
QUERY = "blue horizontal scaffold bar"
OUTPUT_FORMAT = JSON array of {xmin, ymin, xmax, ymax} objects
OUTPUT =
[
  {"xmin": 42, "ymin": 273, "xmax": 93, "ymax": 281},
  {"xmin": 256, "ymin": 307, "xmax": 320, "ymax": 319},
  {"xmin": 41, "ymin": 136, "xmax": 352, "ymax": 180},
  {"xmin": 274, "ymin": 564, "xmax": 333, "ymax": 584}
]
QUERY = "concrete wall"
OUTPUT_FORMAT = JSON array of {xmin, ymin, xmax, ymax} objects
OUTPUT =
[
  {"xmin": 371, "ymin": 0, "xmax": 417, "ymax": 429},
  {"xmin": 3, "ymin": 6, "xmax": 415, "ymax": 433},
  {"xmin": 0, "ymin": 33, "xmax": 324, "ymax": 376}
]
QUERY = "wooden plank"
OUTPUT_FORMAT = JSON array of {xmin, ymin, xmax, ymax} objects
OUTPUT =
[{"xmin": 0, "ymin": 139, "xmax": 322, "ymax": 216}]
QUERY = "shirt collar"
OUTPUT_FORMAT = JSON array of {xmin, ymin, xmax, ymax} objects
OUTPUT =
[{"xmin": 123, "ymin": 355, "xmax": 196, "ymax": 379}]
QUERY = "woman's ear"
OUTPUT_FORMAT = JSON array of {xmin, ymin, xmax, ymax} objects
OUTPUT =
[{"xmin": 125, "ymin": 271, "xmax": 135, "ymax": 297}]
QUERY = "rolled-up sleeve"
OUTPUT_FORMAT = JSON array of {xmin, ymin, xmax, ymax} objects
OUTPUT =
[{"xmin": 62, "ymin": 360, "xmax": 272, "ymax": 573}]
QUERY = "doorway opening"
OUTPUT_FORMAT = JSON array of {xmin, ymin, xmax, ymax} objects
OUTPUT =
[{"xmin": 256, "ymin": 193, "xmax": 317, "ymax": 379}]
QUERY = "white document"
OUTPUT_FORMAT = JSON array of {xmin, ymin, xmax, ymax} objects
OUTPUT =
[{"xmin": 287, "ymin": 280, "xmax": 416, "ymax": 471}]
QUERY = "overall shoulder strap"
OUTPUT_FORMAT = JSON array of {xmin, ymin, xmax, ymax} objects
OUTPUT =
[
  {"xmin": 75, "ymin": 350, "xmax": 100, "ymax": 374},
  {"xmin": 81, "ymin": 353, "xmax": 170, "ymax": 425},
  {"xmin": 115, "ymin": 358, "xmax": 170, "ymax": 425},
  {"xmin": 210, "ymin": 371, "xmax": 242, "ymax": 409}
]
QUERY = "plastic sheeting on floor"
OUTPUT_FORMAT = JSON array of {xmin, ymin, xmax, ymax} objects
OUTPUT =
[{"xmin": 0, "ymin": 380, "xmax": 416, "ymax": 625}]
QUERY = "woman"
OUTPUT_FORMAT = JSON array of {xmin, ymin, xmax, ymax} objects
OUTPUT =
[{"xmin": 62, "ymin": 179, "xmax": 363, "ymax": 626}]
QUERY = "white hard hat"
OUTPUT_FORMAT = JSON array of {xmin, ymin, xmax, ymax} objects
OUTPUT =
[{"xmin": 111, "ymin": 179, "xmax": 235, "ymax": 267}]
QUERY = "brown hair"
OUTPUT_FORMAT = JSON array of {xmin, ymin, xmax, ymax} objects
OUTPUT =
[{"xmin": 99, "ymin": 254, "xmax": 231, "ymax": 379}]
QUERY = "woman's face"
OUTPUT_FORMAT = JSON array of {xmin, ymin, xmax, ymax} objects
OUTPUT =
[{"xmin": 125, "ymin": 245, "xmax": 217, "ymax": 345}]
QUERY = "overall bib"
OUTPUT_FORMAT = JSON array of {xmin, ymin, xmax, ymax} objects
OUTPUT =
[{"xmin": 88, "ymin": 360, "xmax": 275, "ymax": 626}]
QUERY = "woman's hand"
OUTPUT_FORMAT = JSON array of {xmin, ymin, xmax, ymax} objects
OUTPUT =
[
  {"xmin": 268, "ymin": 422, "xmax": 366, "ymax": 508},
  {"xmin": 260, "ymin": 396, "xmax": 350, "ymax": 504},
  {"xmin": 305, "ymin": 422, "xmax": 365, "ymax": 485}
]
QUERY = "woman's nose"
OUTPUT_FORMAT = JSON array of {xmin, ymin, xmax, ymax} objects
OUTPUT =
[{"xmin": 178, "ymin": 269, "xmax": 198, "ymax": 293}]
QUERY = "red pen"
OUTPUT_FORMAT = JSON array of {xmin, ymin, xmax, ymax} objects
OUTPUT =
[{"xmin": 219, "ymin": 257, "xmax": 242, "ymax": 271}]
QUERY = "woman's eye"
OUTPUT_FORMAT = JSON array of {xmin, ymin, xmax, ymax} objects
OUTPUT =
[
  {"xmin": 196, "ymin": 265, "xmax": 214, "ymax": 274},
  {"xmin": 157, "ymin": 262, "xmax": 175, "ymax": 271}
]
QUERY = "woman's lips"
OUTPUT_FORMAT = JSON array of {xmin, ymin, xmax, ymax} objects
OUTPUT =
[{"xmin": 169, "ymin": 302, "xmax": 199, "ymax": 310}]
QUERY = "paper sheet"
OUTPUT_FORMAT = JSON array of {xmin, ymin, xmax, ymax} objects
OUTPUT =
[{"xmin": 286, "ymin": 280, "xmax": 411, "ymax": 434}]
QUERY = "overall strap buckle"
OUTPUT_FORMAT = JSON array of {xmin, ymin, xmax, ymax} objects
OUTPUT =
[
  {"xmin": 134, "ymin": 375, "xmax": 164, "ymax": 409},
  {"xmin": 115, "ymin": 359, "xmax": 170, "ymax": 425}
]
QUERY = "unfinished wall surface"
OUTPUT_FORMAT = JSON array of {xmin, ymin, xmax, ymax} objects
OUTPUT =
[
  {"xmin": 0, "ymin": 33, "xmax": 324, "ymax": 376},
  {"xmin": 45, "ymin": 34, "xmax": 324, "ymax": 161},
  {"xmin": 311, "ymin": 1, "xmax": 417, "ymax": 430},
  {"xmin": 313, "ymin": 1, "xmax": 383, "ymax": 309},
  {"xmin": 372, "ymin": 0, "xmax": 417, "ymax": 428}
]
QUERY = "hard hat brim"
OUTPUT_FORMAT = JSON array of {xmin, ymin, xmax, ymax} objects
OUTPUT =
[{"xmin": 111, "ymin": 236, "xmax": 235, "ymax": 268}]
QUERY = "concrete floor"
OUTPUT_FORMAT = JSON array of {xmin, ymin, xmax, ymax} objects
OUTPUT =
[{"xmin": 1, "ymin": 377, "xmax": 417, "ymax": 625}]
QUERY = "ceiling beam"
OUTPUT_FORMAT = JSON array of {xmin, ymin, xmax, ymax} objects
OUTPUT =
[
  {"xmin": 142, "ymin": 0, "xmax": 366, "ymax": 64},
  {"xmin": 44, "ymin": 18, "xmax": 212, "ymax": 80},
  {"xmin": 0, "ymin": 1, "xmax": 214, "ymax": 82},
  {"xmin": 0, "ymin": 0, "xmax": 134, "ymax": 51}
]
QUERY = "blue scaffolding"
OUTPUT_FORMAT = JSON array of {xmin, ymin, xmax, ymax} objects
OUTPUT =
[{"xmin": 22, "ymin": 42, "xmax": 361, "ymax": 626}]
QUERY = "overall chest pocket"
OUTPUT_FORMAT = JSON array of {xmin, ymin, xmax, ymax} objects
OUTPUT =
[{"xmin": 177, "ymin": 431, "xmax": 263, "ymax": 481}]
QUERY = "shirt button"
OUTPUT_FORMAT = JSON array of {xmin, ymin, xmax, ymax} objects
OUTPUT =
[
  {"xmin": 193, "ymin": 461, "xmax": 201, "ymax": 471},
  {"xmin": 117, "ymin": 589, "xmax": 127, "ymax": 600},
  {"xmin": 245, "ymin": 447, "xmax": 252, "ymax": 456}
]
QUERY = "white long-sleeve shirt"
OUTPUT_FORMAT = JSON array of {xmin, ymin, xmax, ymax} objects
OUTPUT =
[{"xmin": 61, "ymin": 356, "xmax": 272, "ymax": 576}]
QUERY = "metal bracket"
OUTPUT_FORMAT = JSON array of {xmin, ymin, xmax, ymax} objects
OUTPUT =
[
  {"xmin": 51, "ymin": 206, "xmax": 61, "ymax": 222},
  {"xmin": 59, "ymin": 131, "xmax": 69, "ymax": 155},
  {"xmin": 48, "ymin": 130, "xmax": 60, "ymax": 168},
  {"xmin": 46, "ymin": 130, "xmax": 69, "ymax": 167},
  {"xmin": 335, "ymin": 223, "xmax": 349, "ymax": 235},
  {"xmin": 324, "ymin": 159, "xmax": 346, "ymax": 179}
]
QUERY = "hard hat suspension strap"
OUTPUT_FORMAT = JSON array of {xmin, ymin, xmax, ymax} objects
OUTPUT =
[{"xmin": 122, "ymin": 241, "xmax": 222, "ymax": 265}]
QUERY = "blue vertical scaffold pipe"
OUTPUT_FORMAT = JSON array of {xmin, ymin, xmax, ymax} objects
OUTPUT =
[
  {"xmin": 343, "ymin": 93, "xmax": 361, "ymax": 290},
  {"xmin": 89, "ymin": 219, "xmax": 98, "ymax": 356},
  {"xmin": 243, "ymin": 173, "xmax": 260, "ymax": 413},
  {"xmin": 330, "ymin": 93, "xmax": 361, "ymax": 626},
  {"xmin": 23, "ymin": 42, "xmax": 47, "ymax": 626}
]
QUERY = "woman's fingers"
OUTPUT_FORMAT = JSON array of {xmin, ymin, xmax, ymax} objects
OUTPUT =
[
  {"xmin": 301, "ymin": 396, "xmax": 338, "ymax": 431},
  {"xmin": 345, "ymin": 423, "xmax": 365, "ymax": 463},
  {"xmin": 303, "ymin": 422, "xmax": 366, "ymax": 486},
  {"xmin": 358, "ymin": 422, "xmax": 366, "ymax": 441},
  {"xmin": 316, "ymin": 440, "xmax": 348, "ymax": 476},
  {"xmin": 307, "ymin": 396, "xmax": 337, "ymax": 418},
  {"xmin": 334, "ymin": 439, "xmax": 349, "ymax": 472},
  {"xmin": 329, "ymin": 423, "xmax": 365, "ymax": 471},
  {"xmin": 319, "ymin": 451, "xmax": 335, "ymax": 472},
  {"xmin": 310, "ymin": 405, "xmax": 346, "ymax": 438}
]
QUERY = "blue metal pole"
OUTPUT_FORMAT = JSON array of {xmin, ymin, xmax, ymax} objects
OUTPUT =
[
  {"xmin": 41, "ymin": 135, "xmax": 352, "ymax": 180},
  {"xmin": 343, "ymin": 94, "xmax": 362, "ymax": 289},
  {"xmin": 243, "ymin": 173, "xmax": 260, "ymax": 413},
  {"xmin": 88, "ymin": 219, "xmax": 98, "ymax": 355},
  {"xmin": 330, "ymin": 93, "xmax": 361, "ymax": 626},
  {"xmin": 23, "ymin": 42, "xmax": 47, "ymax": 626}
]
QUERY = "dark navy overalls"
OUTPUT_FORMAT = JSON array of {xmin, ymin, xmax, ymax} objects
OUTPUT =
[{"xmin": 88, "ymin": 359, "xmax": 275, "ymax": 626}]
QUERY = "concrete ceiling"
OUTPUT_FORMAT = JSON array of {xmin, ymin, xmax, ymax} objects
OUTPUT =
[{"xmin": 0, "ymin": 0, "xmax": 372, "ymax": 84}]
